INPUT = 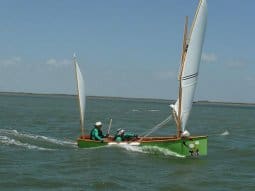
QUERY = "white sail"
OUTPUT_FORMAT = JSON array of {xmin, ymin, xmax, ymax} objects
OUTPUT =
[
  {"xmin": 73, "ymin": 54, "xmax": 85, "ymax": 135},
  {"xmin": 172, "ymin": 0, "xmax": 207, "ymax": 132}
]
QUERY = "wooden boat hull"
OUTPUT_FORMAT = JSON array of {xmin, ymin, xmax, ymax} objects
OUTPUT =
[{"xmin": 77, "ymin": 135, "xmax": 207, "ymax": 157}]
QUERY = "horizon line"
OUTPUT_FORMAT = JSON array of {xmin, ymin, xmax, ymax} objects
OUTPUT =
[{"xmin": 0, "ymin": 91, "xmax": 255, "ymax": 106}]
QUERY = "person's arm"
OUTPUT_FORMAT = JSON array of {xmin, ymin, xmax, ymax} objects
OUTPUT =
[{"xmin": 124, "ymin": 132, "xmax": 138, "ymax": 139}]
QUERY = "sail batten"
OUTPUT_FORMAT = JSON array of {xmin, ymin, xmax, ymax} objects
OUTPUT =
[
  {"xmin": 173, "ymin": 0, "xmax": 207, "ymax": 133},
  {"xmin": 73, "ymin": 54, "xmax": 86, "ymax": 135}
]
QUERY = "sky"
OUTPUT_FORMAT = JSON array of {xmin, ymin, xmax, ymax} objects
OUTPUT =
[{"xmin": 0, "ymin": 0, "xmax": 254, "ymax": 103}]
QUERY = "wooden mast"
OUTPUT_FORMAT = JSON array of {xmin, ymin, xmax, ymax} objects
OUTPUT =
[
  {"xmin": 73, "ymin": 54, "xmax": 85, "ymax": 136},
  {"xmin": 176, "ymin": 16, "xmax": 189, "ymax": 138}
]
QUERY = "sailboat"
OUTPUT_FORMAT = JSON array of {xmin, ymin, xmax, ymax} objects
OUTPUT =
[{"xmin": 76, "ymin": 0, "xmax": 208, "ymax": 157}]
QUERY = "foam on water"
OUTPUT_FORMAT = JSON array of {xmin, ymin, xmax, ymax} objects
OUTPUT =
[
  {"xmin": 141, "ymin": 146, "xmax": 186, "ymax": 158},
  {"xmin": 132, "ymin": 109, "xmax": 160, "ymax": 112},
  {"xmin": 108, "ymin": 143, "xmax": 144, "ymax": 153},
  {"xmin": 0, "ymin": 135, "xmax": 54, "ymax": 150},
  {"xmin": 220, "ymin": 130, "xmax": 229, "ymax": 136},
  {"xmin": 0, "ymin": 129, "xmax": 76, "ymax": 150},
  {"xmin": 148, "ymin": 109, "xmax": 160, "ymax": 112},
  {"xmin": 108, "ymin": 143, "xmax": 185, "ymax": 158}
]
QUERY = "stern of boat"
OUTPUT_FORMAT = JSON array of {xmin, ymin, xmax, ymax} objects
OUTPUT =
[
  {"xmin": 181, "ymin": 136, "xmax": 207, "ymax": 157},
  {"xmin": 140, "ymin": 135, "xmax": 207, "ymax": 157}
]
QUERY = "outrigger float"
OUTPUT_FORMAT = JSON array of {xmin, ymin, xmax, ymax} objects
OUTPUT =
[{"xmin": 75, "ymin": 0, "xmax": 208, "ymax": 157}]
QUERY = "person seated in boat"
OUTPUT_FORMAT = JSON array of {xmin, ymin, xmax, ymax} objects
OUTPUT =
[
  {"xmin": 114, "ymin": 128, "xmax": 138, "ymax": 142},
  {"xmin": 90, "ymin": 121, "xmax": 108, "ymax": 142}
]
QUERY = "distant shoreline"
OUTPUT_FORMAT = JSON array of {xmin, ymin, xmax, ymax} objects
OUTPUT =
[{"xmin": 0, "ymin": 91, "xmax": 255, "ymax": 107}]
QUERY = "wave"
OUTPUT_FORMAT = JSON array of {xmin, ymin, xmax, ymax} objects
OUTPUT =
[
  {"xmin": 141, "ymin": 146, "xmax": 186, "ymax": 158},
  {"xmin": 148, "ymin": 109, "xmax": 160, "ymax": 112},
  {"xmin": 0, "ymin": 129, "xmax": 76, "ymax": 150},
  {"xmin": 0, "ymin": 129, "xmax": 75, "ymax": 145},
  {"xmin": 108, "ymin": 143, "xmax": 185, "ymax": 158},
  {"xmin": 220, "ymin": 130, "xmax": 229, "ymax": 136},
  {"xmin": 0, "ymin": 135, "xmax": 54, "ymax": 150},
  {"xmin": 132, "ymin": 109, "xmax": 160, "ymax": 112},
  {"xmin": 108, "ymin": 143, "xmax": 144, "ymax": 152}
]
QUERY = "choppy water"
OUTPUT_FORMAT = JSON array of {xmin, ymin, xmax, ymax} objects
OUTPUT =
[{"xmin": 0, "ymin": 93, "xmax": 254, "ymax": 191}]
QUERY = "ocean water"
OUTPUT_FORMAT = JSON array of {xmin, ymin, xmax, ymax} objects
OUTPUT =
[{"xmin": 0, "ymin": 93, "xmax": 254, "ymax": 191}]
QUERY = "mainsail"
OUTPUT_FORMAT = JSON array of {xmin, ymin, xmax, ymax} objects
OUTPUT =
[
  {"xmin": 172, "ymin": 0, "xmax": 207, "ymax": 134},
  {"xmin": 73, "ymin": 54, "xmax": 86, "ymax": 135}
]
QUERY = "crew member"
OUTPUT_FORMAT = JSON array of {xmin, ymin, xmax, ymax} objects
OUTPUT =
[
  {"xmin": 114, "ymin": 128, "xmax": 138, "ymax": 142},
  {"xmin": 90, "ymin": 121, "xmax": 107, "ymax": 142}
]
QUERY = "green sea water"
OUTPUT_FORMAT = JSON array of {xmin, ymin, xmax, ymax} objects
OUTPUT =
[{"xmin": 0, "ymin": 93, "xmax": 254, "ymax": 191}]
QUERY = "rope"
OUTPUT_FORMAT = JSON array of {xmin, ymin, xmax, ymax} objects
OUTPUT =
[{"xmin": 139, "ymin": 115, "xmax": 173, "ymax": 141}]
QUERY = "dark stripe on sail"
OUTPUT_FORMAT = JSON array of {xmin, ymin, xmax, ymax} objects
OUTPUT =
[{"xmin": 182, "ymin": 72, "xmax": 198, "ymax": 80}]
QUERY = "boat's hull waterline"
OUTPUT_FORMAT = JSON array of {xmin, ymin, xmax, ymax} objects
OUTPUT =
[{"xmin": 77, "ymin": 135, "xmax": 207, "ymax": 157}]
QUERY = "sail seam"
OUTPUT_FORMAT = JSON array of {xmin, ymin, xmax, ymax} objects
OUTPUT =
[{"xmin": 182, "ymin": 72, "xmax": 198, "ymax": 80}]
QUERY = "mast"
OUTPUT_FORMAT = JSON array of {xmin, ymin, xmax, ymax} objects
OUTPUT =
[
  {"xmin": 73, "ymin": 54, "xmax": 85, "ymax": 136},
  {"xmin": 176, "ymin": 16, "xmax": 189, "ymax": 138}
]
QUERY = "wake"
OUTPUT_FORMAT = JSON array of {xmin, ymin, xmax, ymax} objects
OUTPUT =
[
  {"xmin": 141, "ymin": 145, "xmax": 186, "ymax": 158},
  {"xmin": 0, "ymin": 128, "xmax": 185, "ymax": 157},
  {"xmin": 0, "ymin": 135, "xmax": 53, "ymax": 151},
  {"xmin": 108, "ymin": 143, "xmax": 185, "ymax": 158},
  {"xmin": 0, "ymin": 129, "xmax": 76, "ymax": 151}
]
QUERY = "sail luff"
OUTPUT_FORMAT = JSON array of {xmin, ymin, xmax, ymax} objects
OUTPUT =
[
  {"xmin": 73, "ymin": 54, "xmax": 85, "ymax": 136},
  {"xmin": 176, "ymin": 16, "xmax": 189, "ymax": 137},
  {"xmin": 172, "ymin": 0, "xmax": 207, "ymax": 133},
  {"xmin": 188, "ymin": 0, "xmax": 203, "ymax": 43}
]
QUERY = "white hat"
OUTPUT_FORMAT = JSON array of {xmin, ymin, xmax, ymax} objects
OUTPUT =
[{"xmin": 95, "ymin": 121, "xmax": 102, "ymax": 127}]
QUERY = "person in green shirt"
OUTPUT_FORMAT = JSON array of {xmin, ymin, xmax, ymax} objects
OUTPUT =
[
  {"xmin": 114, "ymin": 128, "xmax": 138, "ymax": 142},
  {"xmin": 90, "ymin": 121, "xmax": 108, "ymax": 142}
]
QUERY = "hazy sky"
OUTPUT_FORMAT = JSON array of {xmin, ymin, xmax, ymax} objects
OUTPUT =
[{"xmin": 0, "ymin": 0, "xmax": 254, "ymax": 103}]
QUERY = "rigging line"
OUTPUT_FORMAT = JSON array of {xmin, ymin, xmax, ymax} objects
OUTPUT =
[{"xmin": 139, "ymin": 115, "xmax": 173, "ymax": 141}]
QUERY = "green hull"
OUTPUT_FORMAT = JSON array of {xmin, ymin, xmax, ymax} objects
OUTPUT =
[
  {"xmin": 77, "ymin": 136, "xmax": 207, "ymax": 157},
  {"xmin": 140, "ymin": 136, "xmax": 207, "ymax": 157},
  {"xmin": 77, "ymin": 139, "xmax": 108, "ymax": 148}
]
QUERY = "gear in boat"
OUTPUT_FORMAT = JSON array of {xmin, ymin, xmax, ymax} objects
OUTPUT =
[{"xmin": 87, "ymin": 121, "xmax": 139, "ymax": 143}]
